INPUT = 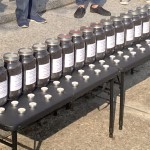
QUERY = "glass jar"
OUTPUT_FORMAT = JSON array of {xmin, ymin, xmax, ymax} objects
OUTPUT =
[
  {"xmin": 3, "ymin": 53, "xmax": 22, "ymax": 100},
  {"xmin": 111, "ymin": 16, "xmax": 125, "ymax": 52},
  {"xmin": 32, "ymin": 43, "xmax": 50, "ymax": 87},
  {"xmin": 145, "ymin": 4, "xmax": 150, "ymax": 36},
  {"xmin": 90, "ymin": 22, "xmax": 106, "ymax": 60},
  {"xmin": 80, "ymin": 26, "xmax": 96, "ymax": 64},
  {"xmin": 101, "ymin": 19, "xmax": 115, "ymax": 56},
  {"xmin": 137, "ymin": 7, "xmax": 150, "ymax": 40},
  {"xmin": 18, "ymin": 48, "xmax": 36, "ymax": 94},
  {"xmin": 46, "ymin": 38, "xmax": 62, "ymax": 80},
  {"xmin": 0, "ymin": 59, "xmax": 8, "ymax": 106},
  {"xmin": 121, "ymin": 14, "xmax": 134, "ymax": 48},
  {"xmin": 69, "ymin": 30, "xmax": 85, "ymax": 69},
  {"xmin": 128, "ymin": 10, "xmax": 142, "ymax": 44},
  {"xmin": 58, "ymin": 34, "xmax": 74, "ymax": 75}
]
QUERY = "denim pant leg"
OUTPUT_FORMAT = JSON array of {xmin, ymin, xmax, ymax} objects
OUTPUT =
[
  {"xmin": 16, "ymin": 0, "xmax": 29, "ymax": 20},
  {"xmin": 91, "ymin": 0, "xmax": 101, "ymax": 5},
  {"xmin": 76, "ymin": 0, "xmax": 88, "ymax": 5},
  {"xmin": 28, "ymin": 0, "xmax": 38, "ymax": 18}
]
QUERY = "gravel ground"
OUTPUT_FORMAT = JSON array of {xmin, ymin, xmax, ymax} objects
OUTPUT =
[{"xmin": 0, "ymin": 0, "xmax": 150, "ymax": 149}]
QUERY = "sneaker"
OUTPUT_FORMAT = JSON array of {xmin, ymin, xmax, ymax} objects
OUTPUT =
[
  {"xmin": 145, "ymin": 0, "xmax": 150, "ymax": 3},
  {"xmin": 120, "ymin": 0, "xmax": 129, "ymax": 5},
  {"xmin": 90, "ymin": 5, "xmax": 111, "ymax": 16},
  {"xmin": 28, "ymin": 15, "xmax": 47, "ymax": 23},
  {"xmin": 17, "ymin": 19, "xmax": 29, "ymax": 28},
  {"xmin": 74, "ymin": 7, "xmax": 86, "ymax": 18}
]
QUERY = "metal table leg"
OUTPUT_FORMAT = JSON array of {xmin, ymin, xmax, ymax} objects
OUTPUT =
[
  {"xmin": 109, "ymin": 78, "xmax": 114, "ymax": 138},
  {"xmin": 119, "ymin": 72, "xmax": 125, "ymax": 130},
  {"xmin": 12, "ymin": 131, "xmax": 17, "ymax": 150}
]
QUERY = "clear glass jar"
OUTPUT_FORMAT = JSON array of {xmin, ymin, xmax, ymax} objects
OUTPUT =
[
  {"xmin": 32, "ymin": 43, "xmax": 50, "ymax": 87},
  {"xmin": 121, "ymin": 14, "xmax": 134, "ymax": 48},
  {"xmin": 3, "ymin": 53, "xmax": 22, "ymax": 100},
  {"xmin": 46, "ymin": 38, "xmax": 62, "ymax": 80},
  {"xmin": 90, "ymin": 22, "xmax": 106, "ymax": 60},
  {"xmin": 0, "ymin": 59, "xmax": 8, "ymax": 106},
  {"xmin": 137, "ymin": 7, "xmax": 150, "ymax": 40},
  {"xmin": 128, "ymin": 10, "xmax": 142, "ymax": 44},
  {"xmin": 80, "ymin": 26, "xmax": 96, "ymax": 64},
  {"xmin": 101, "ymin": 19, "xmax": 115, "ymax": 56},
  {"xmin": 69, "ymin": 30, "xmax": 85, "ymax": 69},
  {"xmin": 18, "ymin": 48, "xmax": 36, "ymax": 94},
  {"xmin": 58, "ymin": 34, "xmax": 74, "ymax": 75},
  {"xmin": 111, "ymin": 16, "xmax": 125, "ymax": 52}
]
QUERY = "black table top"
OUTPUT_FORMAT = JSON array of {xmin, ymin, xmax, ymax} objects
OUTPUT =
[
  {"xmin": 105, "ymin": 41, "xmax": 150, "ymax": 72},
  {"xmin": 0, "ymin": 61, "xmax": 118, "ymax": 131}
]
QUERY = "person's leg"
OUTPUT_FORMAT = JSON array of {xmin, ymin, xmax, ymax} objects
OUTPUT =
[
  {"xmin": 15, "ymin": 0, "xmax": 29, "ymax": 27},
  {"xmin": 74, "ymin": 0, "xmax": 88, "ymax": 18},
  {"xmin": 90, "ymin": 0, "xmax": 111, "ymax": 16},
  {"xmin": 28, "ymin": 0, "xmax": 46, "ymax": 23}
]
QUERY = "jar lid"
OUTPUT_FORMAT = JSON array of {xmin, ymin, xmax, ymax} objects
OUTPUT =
[
  {"xmin": 58, "ymin": 34, "xmax": 72, "ymax": 41},
  {"xmin": 90, "ymin": 22, "xmax": 103, "ymax": 29},
  {"xmin": 32, "ymin": 43, "xmax": 47, "ymax": 51},
  {"xmin": 18, "ymin": 48, "xmax": 33, "ymax": 56},
  {"xmin": 46, "ymin": 38, "xmax": 60, "ymax": 45},
  {"xmin": 3, "ymin": 52, "xmax": 19, "ymax": 61},
  {"xmin": 111, "ymin": 16, "xmax": 123, "ymax": 22},
  {"xmin": 69, "ymin": 30, "xmax": 82, "ymax": 37},
  {"xmin": 80, "ymin": 26, "xmax": 93, "ymax": 33},
  {"xmin": 0, "ymin": 59, "xmax": 4, "ymax": 67},
  {"xmin": 101, "ymin": 19, "xmax": 113, "ymax": 26}
]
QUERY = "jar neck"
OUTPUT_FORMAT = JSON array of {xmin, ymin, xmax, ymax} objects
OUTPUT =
[
  {"xmin": 20, "ymin": 55, "xmax": 34, "ymax": 59},
  {"xmin": 82, "ymin": 32, "xmax": 94, "ymax": 37},
  {"xmin": 4, "ymin": 60, "xmax": 19, "ymax": 64},
  {"xmin": 60, "ymin": 40, "xmax": 72, "ymax": 46},
  {"xmin": 72, "ymin": 36, "xmax": 83, "ymax": 42},
  {"xmin": 47, "ymin": 45, "xmax": 61, "ymax": 53}
]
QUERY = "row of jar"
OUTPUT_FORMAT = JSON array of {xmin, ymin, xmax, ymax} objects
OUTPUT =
[{"xmin": 0, "ymin": 5, "xmax": 150, "ymax": 106}]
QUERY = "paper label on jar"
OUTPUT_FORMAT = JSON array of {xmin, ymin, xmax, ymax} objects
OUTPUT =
[
  {"xmin": 87, "ymin": 43, "xmax": 96, "ymax": 57},
  {"xmin": 116, "ymin": 32, "xmax": 124, "ymax": 45},
  {"xmin": 52, "ymin": 57, "xmax": 62, "ymax": 73},
  {"xmin": 0, "ymin": 80, "xmax": 7, "ymax": 99},
  {"xmin": 26, "ymin": 68, "xmax": 36, "ymax": 85},
  {"xmin": 65, "ymin": 52, "xmax": 74, "ymax": 67},
  {"xmin": 76, "ymin": 48, "xmax": 85, "ymax": 63},
  {"xmin": 107, "ymin": 35, "xmax": 115, "ymax": 49},
  {"xmin": 97, "ymin": 39, "xmax": 106, "ymax": 53},
  {"xmin": 39, "ymin": 62, "xmax": 50, "ymax": 79},
  {"xmin": 10, "ymin": 73, "xmax": 22, "ymax": 91},
  {"xmin": 126, "ymin": 28, "xmax": 134, "ymax": 41},
  {"xmin": 134, "ymin": 25, "xmax": 142, "ymax": 37},
  {"xmin": 143, "ymin": 22, "xmax": 150, "ymax": 34}
]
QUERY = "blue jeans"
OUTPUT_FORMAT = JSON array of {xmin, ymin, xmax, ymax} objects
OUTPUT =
[
  {"xmin": 16, "ymin": 0, "xmax": 37, "ymax": 20},
  {"xmin": 76, "ymin": 0, "xmax": 101, "ymax": 5}
]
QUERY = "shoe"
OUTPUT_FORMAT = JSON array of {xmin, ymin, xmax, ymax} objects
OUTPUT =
[
  {"xmin": 17, "ymin": 19, "xmax": 29, "ymax": 28},
  {"xmin": 28, "ymin": 15, "xmax": 47, "ymax": 23},
  {"xmin": 74, "ymin": 7, "xmax": 86, "ymax": 18},
  {"xmin": 145, "ymin": 0, "xmax": 150, "ymax": 3},
  {"xmin": 90, "ymin": 5, "xmax": 111, "ymax": 16},
  {"xmin": 120, "ymin": 0, "xmax": 129, "ymax": 5}
]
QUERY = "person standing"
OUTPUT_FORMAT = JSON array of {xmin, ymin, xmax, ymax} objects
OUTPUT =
[
  {"xmin": 16, "ymin": 0, "xmax": 46, "ymax": 28},
  {"xmin": 74, "ymin": 0, "xmax": 111, "ymax": 18}
]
